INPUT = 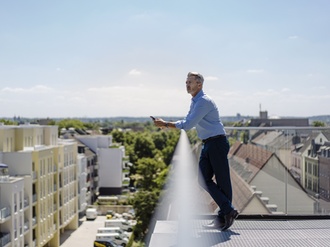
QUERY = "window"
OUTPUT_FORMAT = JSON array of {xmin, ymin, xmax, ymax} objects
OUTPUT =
[{"xmin": 14, "ymin": 193, "xmax": 17, "ymax": 212}]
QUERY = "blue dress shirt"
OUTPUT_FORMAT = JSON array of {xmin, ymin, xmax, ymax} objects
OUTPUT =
[{"xmin": 175, "ymin": 90, "xmax": 226, "ymax": 140}]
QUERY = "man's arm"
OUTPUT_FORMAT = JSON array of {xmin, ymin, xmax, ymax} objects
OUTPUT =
[{"xmin": 153, "ymin": 118, "xmax": 176, "ymax": 129}]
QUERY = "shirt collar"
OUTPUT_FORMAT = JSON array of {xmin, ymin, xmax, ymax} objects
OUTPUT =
[{"xmin": 192, "ymin": 89, "xmax": 204, "ymax": 103}]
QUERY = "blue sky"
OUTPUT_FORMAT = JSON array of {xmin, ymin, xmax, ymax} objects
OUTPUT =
[{"xmin": 1, "ymin": 0, "xmax": 329, "ymax": 118}]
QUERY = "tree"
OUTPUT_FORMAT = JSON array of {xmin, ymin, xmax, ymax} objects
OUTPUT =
[
  {"xmin": 134, "ymin": 158, "xmax": 166, "ymax": 190},
  {"xmin": 56, "ymin": 118, "xmax": 85, "ymax": 130},
  {"xmin": 111, "ymin": 129, "xmax": 125, "ymax": 144},
  {"xmin": 130, "ymin": 190, "xmax": 159, "ymax": 240},
  {"xmin": 312, "ymin": 121, "xmax": 325, "ymax": 127},
  {"xmin": 134, "ymin": 134, "xmax": 156, "ymax": 160},
  {"xmin": 151, "ymin": 132, "xmax": 168, "ymax": 150},
  {"xmin": 0, "ymin": 119, "xmax": 17, "ymax": 125}
]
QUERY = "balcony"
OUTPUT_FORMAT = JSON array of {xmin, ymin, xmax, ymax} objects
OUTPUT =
[
  {"xmin": 32, "ymin": 193, "xmax": 37, "ymax": 203},
  {"xmin": 0, "ymin": 232, "xmax": 10, "ymax": 247},
  {"xmin": 32, "ymin": 216, "xmax": 37, "ymax": 226},
  {"xmin": 0, "ymin": 206, "xmax": 10, "ymax": 223},
  {"xmin": 24, "ymin": 221, "xmax": 29, "ymax": 233},
  {"xmin": 24, "ymin": 198, "xmax": 29, "ymax": 209},
  {"xmin": 32, "ymin": 171, "xmax": 37, "ymax": 181},
  {"xmin": 148, "ymin": 127, "xmax": 330, "ymax": 246}
]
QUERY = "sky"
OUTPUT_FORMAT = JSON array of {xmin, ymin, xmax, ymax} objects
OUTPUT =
[{"xmin": 1, "ymin": 0, "xmax": 329, "ymax": 118}]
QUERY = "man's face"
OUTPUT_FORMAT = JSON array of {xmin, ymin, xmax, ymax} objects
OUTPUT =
[{"xmin": 186, "ymin": 76, "xmax": 202, "ymax": 97}]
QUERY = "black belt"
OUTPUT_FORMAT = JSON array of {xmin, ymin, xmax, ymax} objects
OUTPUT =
[{"xmin": 202, "ymin": 134, "xmax": 226, "ymax": 144}]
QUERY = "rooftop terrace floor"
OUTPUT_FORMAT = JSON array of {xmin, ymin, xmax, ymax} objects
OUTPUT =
[{"xmin": 149, "ymin": 218, "xmax": 330, "ymax": 247}]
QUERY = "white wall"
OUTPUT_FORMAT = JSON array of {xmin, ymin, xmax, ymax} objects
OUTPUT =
[
  {"xmin": 76, "ymin": 135, "xmax": 113, "ymax": 153},
  {"xmin": 98, "ymin": 148, "xmax": 123, "ymax": 188}
]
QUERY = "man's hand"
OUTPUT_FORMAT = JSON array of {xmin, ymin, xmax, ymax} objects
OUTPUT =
[{"xmin": 153, "ymin": 118, "xmax": 167, "ymax": 128}]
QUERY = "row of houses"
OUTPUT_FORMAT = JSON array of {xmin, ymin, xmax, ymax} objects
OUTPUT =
[
  {"xmin": 0, "ymin": 124, "xmax": 127, "ymax": 247},
  {"xmin": 227, "ymin": 128, "xmax": 330, "ymax": 216}
]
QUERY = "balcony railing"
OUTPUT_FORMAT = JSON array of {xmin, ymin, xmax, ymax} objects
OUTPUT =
[
  {"xmin": 24, "ymin": 198, "xmax": 29, "ymax": 209},
  {"xmin": 32, "ymin": 171, "xmax": 37, "ymax": 180},
  {"xmin": 0, "ymin": 232, "xmax": 10, "ymax": 247},
  {"xmin": 32, "ymin": 216, "xmax": 37, "ymax": 226},
  {"xmin": 0, "ymin": 207, "xmax": 11, "ymax": 223},
  {"xmin": 24, "ymin": 221, "xmax": 29, "ymax": 232},
  {"xmin": 152, "ymin": 127, "xmax": 330, "ymax": 225},
  {"xmin": 32, "ymin": 193, "xmax": 37, "ymax": 203}
]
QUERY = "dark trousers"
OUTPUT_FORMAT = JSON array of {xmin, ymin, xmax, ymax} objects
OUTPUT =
[{"xmin": 198, "ymin": 136, "xmax": 233, "ymax": 217}]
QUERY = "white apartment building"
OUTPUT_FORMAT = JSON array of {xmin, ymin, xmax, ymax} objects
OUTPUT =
[
  {"xmin": 0, "ymin": 124, "xmax": 78, "ymax": 247},
  {"xmin": 0, "ymin": 164, "xmax": 25, "ymax": 247},
  {"xmin": 76, "ymin": 135, "xmax": 124, "ymax": 195}
]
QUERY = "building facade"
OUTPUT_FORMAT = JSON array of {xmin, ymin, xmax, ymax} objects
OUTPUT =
[{"xmin": 0, "ymin": 124, "xmax": 78, "ymax": 247}]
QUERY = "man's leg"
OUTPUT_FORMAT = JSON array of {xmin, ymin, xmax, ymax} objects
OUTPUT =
[
  {"xmin": 199, "ymin": 141, "xmax": 232, "ymax": 229},
  {"xmin": 207, "ymin": 137, "xmax": 233, "ymax": 215},
  {"xmin": 198, "ymin": 142, "xmax": 232, "ymax": 211},
  {"xmin": 200, "ymin": 137, "xmax": 238, "ymax": 230}
]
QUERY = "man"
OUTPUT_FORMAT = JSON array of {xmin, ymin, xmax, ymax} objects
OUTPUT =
[{"xmin": 153, "ymin": 72, "xmax": 238, "ymax": 231}]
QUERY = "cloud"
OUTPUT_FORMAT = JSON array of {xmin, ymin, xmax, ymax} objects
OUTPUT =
[
  {"xmin": 205, "ymin": 76, "xmax": 218, "ymax": 81},
  {"xmin": 281, "ymin": 88, "xmax": 290, "ymax": 92},
  {"xmin": 288, "ymin": 35, "xmax": 298, "ymax": 39},
  {"xmin": 1, "ymin": 85, "xmax": 53, "ymax": 93},
  {"xmin": 128, "ymin": 69, "xmax": 142, "ymax": 76},
  {"xmin": 253, "ymin": 89, "xmax": 279, "ymax": 97},
  {"xmin": 246, "ymin": 69, "xmax": 264, "ymax": 74}
]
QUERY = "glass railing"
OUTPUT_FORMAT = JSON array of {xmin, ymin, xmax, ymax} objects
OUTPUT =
[
  {"xmin": 148, "ymin": 127, "xmax": 330, "ymax": 247},
  {"xmin": 24, "ymin": 198, "xmax": 29, "ymax": 208},
  {"xmin": 32, "ymin": 194, "xmax": 37, "ymax": 203},
  {"xmin": 0, "ymin": 206, "xmax": 10, "ymax": 221},
  {"xmin": 224, "ymin": 126, "xmax": 330, "ymax": 216},
  {"xmin": 0, "ymin": 232, "xmax": 10, "ymax": 246},
  {"xmin": 32, "ymin": 216, "xmax": 37, "ymax": 226},
  {"xmin": 24, "ymin": 221, "xmax": 29, "ymax": 232},
  {"xmin": 153, "ymin": 127, "xmax": 330, "ymax": 224},
  {"xmin": 32, "ymin": 171, "xmax": 37, "ymax": 180}
]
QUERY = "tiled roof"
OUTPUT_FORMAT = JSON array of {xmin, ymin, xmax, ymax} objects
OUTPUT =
[
  {"xmin": 231, "ymin": 142, "xmax": 273, "ymax": 170},
  {"xmin": 251, "ymin": 131, "xmax": 282, "ymax": 146},
  {"xmin": 228, "ymin": 141, "xmax": 242, "ymax": 158},
  {"xmin": 231, "ymin": 168, "xmax": 254, "ymax": 212},
  {"xmin": 229, "ymin": 142, "xmax": 275, "ymax": 185}
]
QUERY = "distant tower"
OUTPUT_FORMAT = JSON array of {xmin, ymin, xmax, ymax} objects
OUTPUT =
[{"xmin": 259, "ymin": 104, "xmax": 268, "ymax": 119}]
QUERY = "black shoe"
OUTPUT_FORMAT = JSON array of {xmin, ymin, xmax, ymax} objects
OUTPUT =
[
  {"xmin": 203, "ymin": 216, "xmax": 225, "ymax": 229},
  {"xmin": 221, "ymin": 209, "xmax": 239, "ymax": 231}
]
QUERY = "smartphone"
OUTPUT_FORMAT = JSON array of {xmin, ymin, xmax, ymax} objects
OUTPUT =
[{"xmin": 150, "ymin": 116, "xmax": 155, "ymax": 120}]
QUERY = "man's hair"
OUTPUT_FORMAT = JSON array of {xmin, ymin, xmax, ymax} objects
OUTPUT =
[{"xmin": 187, "ymin": 72, "xmax": 204, "ymax": 84}]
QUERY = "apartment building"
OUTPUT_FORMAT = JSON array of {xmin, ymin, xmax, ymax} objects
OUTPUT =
[
  {"xmin": 0, "ymin": 124, "xmax": 78, "ymax": 247},
  {"xmin": 76, "ymin": 135, "xmax": 124, "ymax": 195},
  {"xmin": 0, "ymin": 163, "xmax": 25, "ymax": 247},
  {"xmin": 76, "ymin": 141, "xmax": 98, "ymax": 206},
  {"xmin": 77, "ymin": 152, "xmax": 88, "ymax": 215}
]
